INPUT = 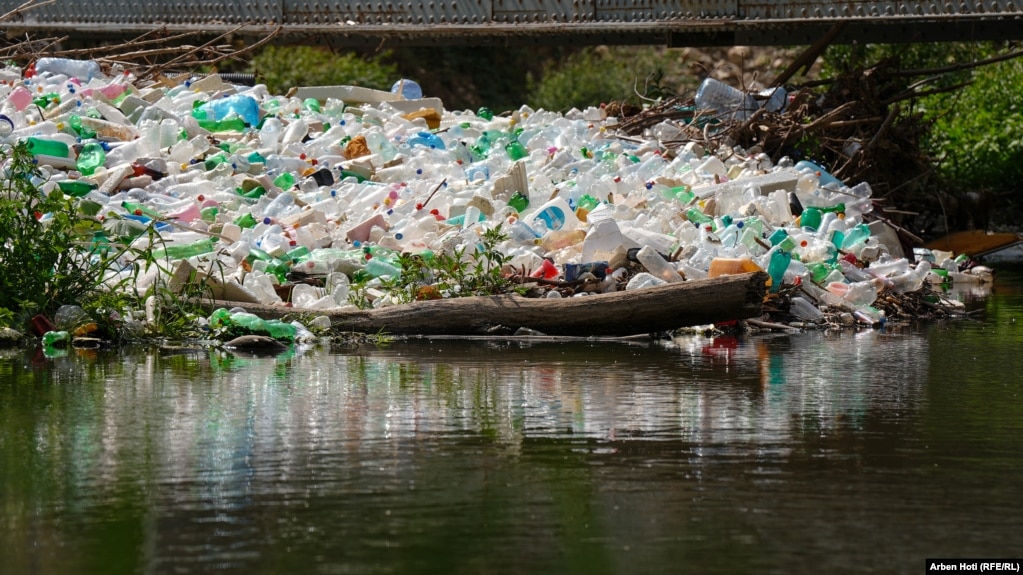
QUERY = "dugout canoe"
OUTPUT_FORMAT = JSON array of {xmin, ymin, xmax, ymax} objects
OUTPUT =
[
  {"xmin": 203, "ymin": 272, "xmax": 769, "ymax": 337},
  {"xmin": 924, "ymin": 230, "xmax": 1023, "ymax": 259}
]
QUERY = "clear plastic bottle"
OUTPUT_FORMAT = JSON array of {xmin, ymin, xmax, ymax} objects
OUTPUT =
[
  {"xmin": 636, "ymin": 245, "xmax": 683, "ymax": 283},
  {"xmin": 694, "ymin": 78, "xmax": 757, "ymax": 121},
  {"xmin": 789, "ymin": 296, "xmax": 824, "ymax": 321},
  {"xmin": 35, "ymin": 57, "xmax": 102, "ymax": 81},
  {"xmin": 259, "ymin": 116, "xmax": 282, "ymax": 152}
]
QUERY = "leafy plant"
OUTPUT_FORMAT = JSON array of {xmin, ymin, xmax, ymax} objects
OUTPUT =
[
  {"xmin": 0, "ymin": 143, "xmax": 128, "ymax": 326},
  {"xmin": 350, "ymin": 224, "xmax": 520, "ymax": 309},
  {"xmin": 923, "ymin": 55, "xmax": 1023, "ymax": 194}
]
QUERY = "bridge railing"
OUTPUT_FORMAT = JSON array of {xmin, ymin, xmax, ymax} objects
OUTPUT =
[{"xmin": 0, "ymin": 0, "xmax": 1019, "ymax": 45}]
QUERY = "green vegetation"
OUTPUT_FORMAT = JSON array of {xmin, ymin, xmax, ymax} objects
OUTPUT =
[
  {"xmin": 526, "ymin": 46, "xmax": 693, "ymax": 112},
  {"xmin": 0, "ymin": 144, "xmax": 119, "ymax": 326},
  {"xmin": 383, "ymin": 225, "xmax": 521, "ymax": 304},
  {"xmin": 925, "ymin": 56, "xmax": 1023, "ymax": 196},
  {"xmin": 248, "ymin": 45, "xmax": 398, "ymax": 96},
  {"xmin": 348, "ymin": 225, "xmax": 523, "ymax": 309},
  {"xmin": 0, "ymin": 143, "xmax": 214, "ymax": 339},
  {"xmin": 822, "ymin": 41, "xmax": 1023, "ymax": 225}
]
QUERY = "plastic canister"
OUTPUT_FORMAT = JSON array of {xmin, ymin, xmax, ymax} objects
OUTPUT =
[
  {"xmin": 795, "ymin": 160, "xmax": 843, "ymax": 189},
  {"xmin": 527, "ymin": 197, "xmax": 580, "ymax": 233}
]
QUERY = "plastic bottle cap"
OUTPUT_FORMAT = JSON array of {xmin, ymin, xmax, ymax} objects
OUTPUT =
[{"xmin": 0, "ymin": 115, "xmax": 12, "ymax": 138}]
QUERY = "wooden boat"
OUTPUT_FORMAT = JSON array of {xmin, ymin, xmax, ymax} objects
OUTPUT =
[
  {"xmin": 203, "ymin": 272, "xmax": 769, "ymax": 337},
  {"xmin": 924, "ymin": 230, "xmax": 1023, "ymax": 259}
]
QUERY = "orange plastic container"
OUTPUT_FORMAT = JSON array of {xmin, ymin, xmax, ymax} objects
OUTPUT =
[{"xmin": 708, "ymin": 257, "xmax": 764, "ymax": 278}]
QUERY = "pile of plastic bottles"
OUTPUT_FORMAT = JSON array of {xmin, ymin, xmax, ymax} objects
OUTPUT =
[{"xmin": 1, "ymin": 57, "xmax": 967, "ymax": 329}]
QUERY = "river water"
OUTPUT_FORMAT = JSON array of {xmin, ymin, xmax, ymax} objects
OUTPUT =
[{"xmin": 2, "ymin": 266, "xmax": 1021, "ymax": 575}]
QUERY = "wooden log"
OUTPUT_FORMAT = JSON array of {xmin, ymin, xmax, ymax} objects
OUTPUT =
[{"xmin": 202, "ymin": 272, "xmax": 769, "ymax": 337}]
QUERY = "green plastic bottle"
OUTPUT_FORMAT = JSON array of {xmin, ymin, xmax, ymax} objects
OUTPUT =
[
  {"xmin": 769, "ymin": 229, "xmax": 797, "ymax": 251},
  {"xmin": 505, "ymin": 140, "xmax": 528, "ymax": 161},
  {"xmin": 208, "ymin": 308, "xmax": 233, "ymax": 329},
  {"xmin": 33, "ymin": 93, "xmax": 60, "ymax": 108},
  {"xmin": 204, "ymin": 153, "xmax": 228, "ymax": 171},
  {"xmin": 841, "ymin": 223, "xmax": 871, "ymax": 250},
  {"xmin": 229, "ymin": 312, "xmax": 267, "ymax": 333},
  {"xmin": 68, "ymin": 114, "xmax": 97, "ymax": 139},
  {"xmin": 76, "ymin": 142, "xmax": 106, "ymax": 176},
  {"xmin": 800, "ymin": 207, "xmax": 823, "ymax": 231},
  {"xmin": 240, "ymin": 186, "xmax": 266, "ymax": 200},
  {"xmin": 150, "ymin": 238, "xmax": 217, "ymax": 260},
  {"xmin": 200, "ymin": 206, "xmax": 219, "ymax": 222},
  {"xmin": 264, "ymin": 320, "xmax": 296, "ymax": 342},
  {"xmin": 198, "ymin": 118, "xmax": 246, "ymax": 132},
  {"xmin": 805, "ymin": 261, "xmax": 831, "ymax": 283},
  {"xmin": 767, "ymin": 248, "xmax": 791, "ymax": 293},
  {"xmin": 507, "ymin": 191, "xmax": 529, "ymax": 213},
  {"xmin": 26, "ymin": 136, "xmax": 70, "ymax": 158},
  {"xmin": 829, "ymin": 230, "xmax": 845, "ymax": 251},
  {"xmin": 668, "ymin": 186, "xmax": 695, "ymax": 204},
  {"xmin": 42, "ymin": 330, "xmax": 70, "ymax": 347},
  {"xmin": 283, "ymin": 245, "xmax": 310, "ymax": 263},
  {"xmin": 58, "ymin": 180, "xmax": 97, "ymax": 197},
  {"xmin": 685, "ymin": 208, "xmax": 714, "ymax": 228},
  {"xmin": 576, "ymin": 194, "xmax": 600, "ymax": 212},
  {"xmin": 273, "ymin": 172, "xmax": 296, "ymax": 190},
  {"xmin": 234, "ymin": 212, "xmax": 257, "ymax": 229},
  {"xmin": 121, "ymin": 201, "xmax": 162, "ymax": 219},
  {"xmin": 303, "ymin": 98, "xmax": 321, "ymax": 113}
]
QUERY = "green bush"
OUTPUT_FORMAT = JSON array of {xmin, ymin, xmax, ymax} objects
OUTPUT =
[
  {"xmin": 248, "ymin": 45, "xmax": 398, "ymax": 95},
  {"xmin": 0, "ymin": 144, "xmax": 112, "ymax": 322},
  {"xmin": 923, "ymin": 55, "xmax": 1023, "ymax": 192},
  {"xmin": 526, "ymin": 47, "xmax": 687, "ymax": 112}
]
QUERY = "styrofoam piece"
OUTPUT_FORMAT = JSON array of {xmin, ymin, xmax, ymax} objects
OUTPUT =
[
  {"xmin": 289, "ymin": 85, "xmax": 401, "ymax": 105},
  {"xmin": 693, "ymin": 169, "xmax": 799, "ymax": 200}
]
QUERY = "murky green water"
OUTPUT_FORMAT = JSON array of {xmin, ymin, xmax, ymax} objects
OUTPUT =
[{"xmin": 2, "ymin": 267, "xmax": 1021, "ymax": 575}]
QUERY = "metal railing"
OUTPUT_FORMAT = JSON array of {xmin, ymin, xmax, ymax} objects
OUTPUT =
[{"xmin": 0, "ymin": 0, "xmax": 1020, "ymax": 45}]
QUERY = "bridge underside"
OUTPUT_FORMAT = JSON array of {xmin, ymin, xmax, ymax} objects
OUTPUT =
[{"xmin": 0, "ymin": 1, "xmax": 1020, "ymax": 47}]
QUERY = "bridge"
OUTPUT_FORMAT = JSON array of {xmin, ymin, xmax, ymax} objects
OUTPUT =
[{"xmin": 0, "ymin": 0, "xmax": 1020, "ymax": 46}]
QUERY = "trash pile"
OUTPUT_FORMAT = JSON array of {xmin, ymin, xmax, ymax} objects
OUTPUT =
[{"xmin": 1, "ymin": 57, "xmax": 991, "ymax": 338}]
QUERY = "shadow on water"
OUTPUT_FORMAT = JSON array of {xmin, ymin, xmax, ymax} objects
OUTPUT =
[{"xmin": 0, "ymin": 266, "xmax": 1020, "ymax": 575}]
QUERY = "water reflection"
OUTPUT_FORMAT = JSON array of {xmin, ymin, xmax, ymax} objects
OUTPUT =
[{"xmin": 1, "ymin": 267, "xmax": 1020, "ymax": 575}]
